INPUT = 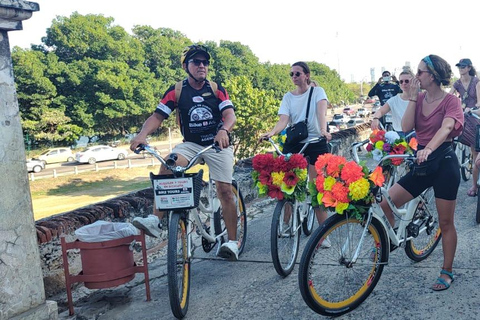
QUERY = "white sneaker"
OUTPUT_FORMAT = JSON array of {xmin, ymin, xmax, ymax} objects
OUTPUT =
[
  {"xmin": 132, "ymin": 214, "xmax": 161, "ymax": 238},
  {"xmin": 218, "ymin": 240, "xmax": 239, "ymax": 261},
  {"xmin": 320, "ymin": 236, "xmax": 331, "ymax": 248}
]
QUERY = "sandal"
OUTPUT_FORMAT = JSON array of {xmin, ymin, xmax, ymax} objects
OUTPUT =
[
  {"xmin": 467, "ymin": 186, "xmax": 477, "ymax": 197},
  {"xmin": 432, "ymin": 269, "xmax": 454, "ymax": 291}
]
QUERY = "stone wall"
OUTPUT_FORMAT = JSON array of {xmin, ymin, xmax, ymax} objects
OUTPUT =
[{"xmin": 36, "ymin": 124, "xmax": 371, "ymax": 297}]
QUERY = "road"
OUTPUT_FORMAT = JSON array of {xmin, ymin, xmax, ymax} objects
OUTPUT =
[
  {"xmin": 31, "ymin": 139, "xmax": 182, "ymax": 179},
  {"xmin": 58, "ymin": 179, "xmax": 480, "ymax": 320}
]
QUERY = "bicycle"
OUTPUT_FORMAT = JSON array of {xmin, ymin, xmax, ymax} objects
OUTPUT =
[
  {"xmin": 453, "ymin": 111, "xmax": 476, "ymax": 182},
  {"xmin": 261, "ymin": 136, "xmax": 324, "ymax": 277},
  {"xmin": 135, "ymin": 143, "xmax": 247, "ymax": 319},
  {"xmin": 298, "ymin": 153, "xmax": 441, "ymax": 317}
]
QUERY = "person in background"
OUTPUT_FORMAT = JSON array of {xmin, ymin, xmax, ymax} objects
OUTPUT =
[
  {"xmin": 368, "ymin": 70, "xmax": 402, "ymax": 126},
  {"xmin": 130, "ymin": 44, "xmax": 241, "ymax": 260},
  {"xmin": 450, "ymin": 58, "xmax": 480, "ymax": 197},
  {"xmin": 371, "ymin": 66, "xmax": 415, "ymax": 138},
  {"xmin": 260, "ymin": 61, "xmax": 332, "ymax": 247},
  {"xmin": 381, "ymin": 54, "xmax": 463, "ymax": 291}
]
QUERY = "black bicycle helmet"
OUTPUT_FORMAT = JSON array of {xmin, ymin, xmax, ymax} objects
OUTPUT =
[{"xmin": 181, "ymin": 44, "xmax": 210, "ymax": 65}]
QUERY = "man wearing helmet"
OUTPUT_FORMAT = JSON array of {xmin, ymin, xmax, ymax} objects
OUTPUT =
[{"xmin": 130, "ymin": 44, "xmax": 239, "ymax": 260}]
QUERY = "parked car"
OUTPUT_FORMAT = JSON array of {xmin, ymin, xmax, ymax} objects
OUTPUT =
[
  {"xmin": 332, "ymin": 113, "xmax": 348, "ymax": 124},
  {"xmin": 347, "ymin": 118, "xmax": 365, "ymax": 128},
  {"xmin": 356, "ymin": 108, "xmax": 371, "ymax": 118},
  {"xmin": 34, "ymin": 147, "xmax": 74, "ymax": 164},
  {"xmin": 75, "ymin": 145, "xmax": 129, "ymax": 164},
  {"xmin": 26, "ymin": 159, "xmax": 45, "ymax": 173},
  {"xmin": 342, "ymin": 107, "xmax": 356, "ymax": 116}
]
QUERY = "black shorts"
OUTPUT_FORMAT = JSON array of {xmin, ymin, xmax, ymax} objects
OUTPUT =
[
  {"xmin": 283, "ymin": 140, "xmax": 330, "ymax": 165},
  {"xmin": 398, "ymin": 142, "xmax": 460, "ymax": 200}
]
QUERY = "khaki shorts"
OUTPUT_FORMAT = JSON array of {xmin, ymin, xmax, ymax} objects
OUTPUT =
[{"xmin": 172, "ymin": 142, "xmax": 234, "ymax": 183}]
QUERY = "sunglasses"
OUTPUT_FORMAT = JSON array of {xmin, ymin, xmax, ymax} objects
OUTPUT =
[
  {"xmin": 290, "ymin": 71, "xmax": 303, "ymax": 77},
  {"xmin": 399, "ymin": 79, "xmax": 410, "ymax": 84},
  {"xmin": 458, "ymin": 65, "xmax": 468, "ymax": 69},
  {"xmin": 188, "ymin": 59, "xmax": 210, "ymax": 66},
  {"xmin": 417, "ymin": 69, "xmax": 431, "ymax": 76}
]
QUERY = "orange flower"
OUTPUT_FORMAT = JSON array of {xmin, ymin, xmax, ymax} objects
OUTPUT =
[
  {"xmin": 315, "ymin": 175, "xmax": 325, "ymax": 193},
  {"xmin": 321, "ymin": 191, "xmax": 337, "ymax": 208},
  {"xmin": 369, "ymin": 166, "xmax": 385, "ymax": 187},
  {"xmin": 326, "ymin": 155, "xmax": 347, "ymax": 178},
  {"xmin": 315, "ymin": 153, "xmax": 334, "ymax": 173},
  {"xmin": 340, "ymin": 161, "xmax": 365, "ymax": 184},
  {"xmin": 408, "ymin": 137, "xmax": 418, "ymax": 151},
  {"xmin": 331, "ymin": 182, "xmax": 350, "ymax": 203}
]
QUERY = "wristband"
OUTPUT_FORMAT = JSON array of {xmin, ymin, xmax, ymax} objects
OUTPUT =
[
  {"xmin": 409, "ymin": 99, "xmax": 417, "ymax": 102},
  {"xmin": 373, "ymin": 117, "xmax": 379, "ymax": 120},
  {"xmin": 425, "ymin": 147, "xmax": 433, "ymax": 153},
  {"xmin": 219, "ymin": 128, "xmax": 230, "ymax": 134}
]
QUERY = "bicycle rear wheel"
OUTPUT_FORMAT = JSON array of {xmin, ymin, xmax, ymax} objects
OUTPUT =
[
  {"xmin": 298, "ymin": 213, "xmax": 388, "ymax": 317},
  {"xmin": 461, "ymin": 146, "xmax": 472, "ymax": 181},
  {"xmin": 271, "ymin": 200, "xmax": 301, "ymax": 277},
  {"xmin": 405, "ymin": 187, "xmax": 442, "ymax": 262},
  {"xmin": 213, "ymin": 180, "xmax": 247, "ymax": 255},
  {"xmin": 302, "ymin": 204, "xmax": 315, "ymax": 236},
  {"xmin": 167, "ymin": 211, "xmax": 191, "ymax": 319}
]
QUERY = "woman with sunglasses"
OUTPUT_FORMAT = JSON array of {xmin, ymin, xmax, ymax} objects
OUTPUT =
[
  {"xmin": 450, "ymin": 58, "xmax": 480, "ymax": 197},
  {"xmin": 379, "ymin": 55, "xmax": 463, "ymax": 291},
  {"xmin": 260, "ymin": 61, "xmax": 332, "ymax": 245},
  {"xmin": 371, "ymin": 67, "xmax": 415, "ymax": 138}
]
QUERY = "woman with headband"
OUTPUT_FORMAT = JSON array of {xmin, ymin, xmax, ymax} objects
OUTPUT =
[{"xmin": 378, "ymin": 55, "xmax": 464, "ymax": 291}]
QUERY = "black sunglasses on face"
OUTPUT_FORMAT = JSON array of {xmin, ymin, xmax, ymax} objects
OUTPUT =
[
  {"xmin": 417, "ymin": 69, "xmax": 431, "ymax": 76},
  {"xmin": 458, "ymin": 65, "xmax": 467, "ymax": 69},
  {"xmin": 189, "ymin": 59, "xmax": 210, "ymax": 66},
  {"xmin": 290, "ymin": 71, "xmax": 302, "ymax": 77},
  {"xmin": 399, "ymin": 79, "xmax": 410, "ymax": 84}
]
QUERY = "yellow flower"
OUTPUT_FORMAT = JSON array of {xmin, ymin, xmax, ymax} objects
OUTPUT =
[
  {"xmin": 348, "ymin": 178, "xmax": 370, "ymax": 200},
  {"xmin": 271, "ymin": 171, "xmax": 285, "ymax": 186},
  {"xmin": 324, "ymin": 176, "xmax": 336, "ymax": 191},
  {"xmin": 281, "ymin": 135, "xmax": 286, "ymax": 143},
  {"xmin": 295, "ymin": 168, "xmax": 308, "ymax": 181},
  {"xmin": 317, "ymin": 192, "xmax": 324, "ymax": 204},
  {"xmin": 281, "ymin": 182, "xmax": 295, "ymax": 195},
  {"xmin": 375, "ymin": 140, "xmax": 384, "ymax": 150},
  {"xmin": 257, "ymin": 182, "xmax": 268, "ymax": 195},
  {"xmin": 398, "ymin": 141, "xmax": 408, "ymax": 148},
  {"xmin": 335, "ymin": 202, "xmax": 349, "ymax": 214}
]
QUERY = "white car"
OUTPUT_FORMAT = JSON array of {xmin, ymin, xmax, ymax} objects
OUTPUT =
[
  {"xmin": 75, "ymin": 145, "xmax": 128, "ymax": 164},
  {"xmin": 26, "ymin": 159, "xmax": 45, "ymax": 173}
]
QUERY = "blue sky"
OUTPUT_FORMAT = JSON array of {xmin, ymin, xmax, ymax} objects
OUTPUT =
[{"xmin": 9, "ymin": 0, "xmax": 476, "ymax": 82}]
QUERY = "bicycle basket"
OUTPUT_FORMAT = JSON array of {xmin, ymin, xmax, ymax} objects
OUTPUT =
[{"xmin": 150, "ymin": 169, "xmax": 203, "ymax": 210}]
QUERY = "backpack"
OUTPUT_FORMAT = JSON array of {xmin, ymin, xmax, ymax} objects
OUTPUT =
[{"xmin": 174, "ymin": 80, "xmax": 218, "ymax": 127}]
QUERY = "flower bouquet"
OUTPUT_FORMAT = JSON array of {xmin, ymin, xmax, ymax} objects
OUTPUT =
[
  {"xmin": 366, "ymin": 130, "xmax": 417, "ymax": 165},
  {"xmin": 252, "ymin": 152, "xmax": 308, "ymax": 201},
  {"xmin": 310, "ymin": 153, "xmax": 385, "ymax": 218}
]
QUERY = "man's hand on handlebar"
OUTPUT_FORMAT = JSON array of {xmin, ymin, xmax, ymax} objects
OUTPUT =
[
  {"xmin": 130, "ymin": 135, "xmax": 148, "ymax": 152},
  {"xmin": 259, "ymin": 132, "xmax": 274, "ymax": 142}
]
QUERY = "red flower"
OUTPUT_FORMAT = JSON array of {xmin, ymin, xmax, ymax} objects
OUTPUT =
[
  {"xmin": 285, "ymin": 154, "xmax": 308, "ymax": 171},
  {"xmin": 267, "ymin": 185, "xmax": 284, "ymax": 200},
  {"xmin": 253, "ymin": 153, "xmax": 275, "ymax": 172},
  {"xmin": 258, "ymin": 172, "xmax": 272, "ymax": 186},
  {"xmin": 316, "ymin": 175, "xmax": 325, "ymax": 193},
  {"xmin": 283, "ymin": 171, "xmax": 299, "ymax": 187},
  {"xmin": 370, "ymin": 130, "xmax": 385, "ymax": 143},
  {"xmin": 366, "ymin": 143, "xmax": 373, "ymax": 152},
  {"xmin": 392, "ymin": 144, "xmax": 407, "ymax": 154}
]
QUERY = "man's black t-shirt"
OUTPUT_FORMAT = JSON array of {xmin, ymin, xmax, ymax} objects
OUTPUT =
[
  {"xmin": 368, "ymin": 82, "xmax": 401, "ymax": 105},
  {"xmin": 154, "ymin": 79, "xmax": 234, "ymax": 146}
]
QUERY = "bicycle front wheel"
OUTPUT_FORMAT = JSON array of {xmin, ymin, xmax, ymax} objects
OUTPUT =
[
  {"xmin": 405, "ymin": 187, "xmax": 442, "ymax": 261},
  {"xmin": 298, "ymin": 213, "xmax": 388, "ymax": 317},
  {"xmin": 213, "ymin": 180, "xmax": 247, "ymax": 255},
  {"xmin": 461, "ymin": 146, "xmax": 472, "ymax": 181},
  {"xmin": 167, "ymin": 212, "xmax": 191, "ymax": 319},
  {"xmin": 271, "ymin": 200, "xmax": 301, "ymax": 277}
]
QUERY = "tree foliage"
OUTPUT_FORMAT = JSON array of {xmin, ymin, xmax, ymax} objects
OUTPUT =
[{"xmin": 12, "ymin": 12, "xmax": 356, "ymax": 157}]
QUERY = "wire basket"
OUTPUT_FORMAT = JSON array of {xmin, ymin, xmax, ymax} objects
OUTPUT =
[{"xmin": 150, "ymin": 169, "xmax": 203, "ymax": 210}]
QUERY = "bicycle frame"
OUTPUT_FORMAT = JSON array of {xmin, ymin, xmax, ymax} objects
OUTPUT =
[{"xmin": 136, "ymin": 144, "xmax": 230, "ymax": 257}]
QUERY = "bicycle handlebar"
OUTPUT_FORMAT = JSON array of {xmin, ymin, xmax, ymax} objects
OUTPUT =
[
  {"xmin": 134, "ymin": 143, "xmax": 221, "ymax": 175},
  {"xmin": 261, "ymin": 136, "xmax": 326, "ymax": 156}
]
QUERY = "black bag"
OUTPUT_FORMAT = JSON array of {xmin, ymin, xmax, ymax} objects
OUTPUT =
[
  {"xmin": 285, "ymin": 87, "xmax": 314, "ymax": 146},
  {"xmin": 458, "ymin": 112, "xmax": 480, "ymax": 147},
  {"xmin": 411, "ymin": 145, "xmax": 453, "ymax": 177}
]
